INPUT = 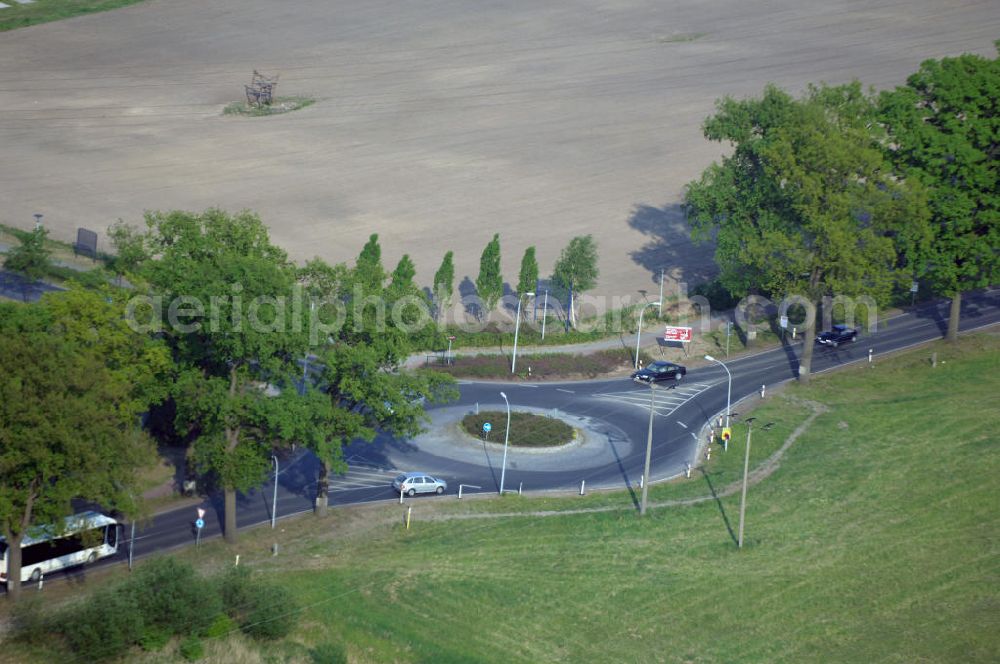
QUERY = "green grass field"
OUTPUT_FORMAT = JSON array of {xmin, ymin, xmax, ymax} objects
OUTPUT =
[
  {"xmin": 5, "ymin": 335, "xmax": 999, "ymax": 663},
  {"xmin": 280, "ymin": 335, "xmax": 1000, "ymax": 662},
  {"xmin": 0, "ymin": 0, "xmax": 146, "ymax": 32}
]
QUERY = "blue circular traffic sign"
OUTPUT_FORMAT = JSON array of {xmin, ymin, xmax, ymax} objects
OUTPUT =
[
  {"xmin": 195, "ymin": 518, "xmax": 205, "ymax": 529},
  {"xmin": 482, "ymin": 422, "xmax": 492, "ymax": 433}
]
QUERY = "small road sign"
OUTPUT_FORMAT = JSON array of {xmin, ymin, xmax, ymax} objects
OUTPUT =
[
  {"xmin": 195, "ymin": 518, "xmax": 205, "ymax": 529},
  {"xmin": 780, "ymin": 315, "xmax": 789, "ymax": 329},
  {"xmin": 197, "ymin": 507, "xmax": 205, "ymax": 519},
  {"xmin": 483, "ymin": 422, "xmax": 492, "ymax": 433},
  {"xmin": 910, "ymin": 281, "xmax": 919, "ymax": 293},
  {"xmin": 721, "ymin": 427, "xmax": 732, "ymax": 442}
]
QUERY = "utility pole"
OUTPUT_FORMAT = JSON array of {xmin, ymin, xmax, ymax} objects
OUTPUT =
[{"xmin": 737, "ymin": 418, "xmax": 756, "ymax": 549}]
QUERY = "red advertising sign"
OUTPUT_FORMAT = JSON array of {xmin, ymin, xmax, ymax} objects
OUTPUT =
[{"xmin": 664, "ymin": 326, "xmax": 693, "ymax": 343}]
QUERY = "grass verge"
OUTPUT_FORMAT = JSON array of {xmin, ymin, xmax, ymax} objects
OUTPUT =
[
  {"xmin": 222, "ymin": 97, "xmax": 316, "ymax": 117},
  {"xmin": 426, "ymin": 348, "xmax": 652, "ymax": 379},
  {"xmin": 0, "ymin": 0, "xmax": 147, "ymax": 32}
]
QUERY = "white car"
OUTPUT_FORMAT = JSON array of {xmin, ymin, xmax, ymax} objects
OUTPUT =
[{"xmin": 393, "ymin": 472, "xmax": 447, "ymax": 497}]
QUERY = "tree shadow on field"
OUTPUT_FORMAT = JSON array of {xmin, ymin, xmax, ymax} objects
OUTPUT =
[
  {"xmin": 628, "ymin": 203, "xmax": 718, "ymax": 288},
  {"xmin": 700, "ymin": 467, "xmax": 737, "ymax": 546}
]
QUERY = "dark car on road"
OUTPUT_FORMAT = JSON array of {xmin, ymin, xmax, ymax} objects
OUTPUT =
[
  {"xmin": 631, "ymin": 361, "xmax": 686, "ymax": 384},
  {"xmin": 815, "ymin": 324, "xmax": 858, "ymax": 347}
]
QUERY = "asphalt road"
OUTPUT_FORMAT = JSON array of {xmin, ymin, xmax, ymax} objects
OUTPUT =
[{"xmin": 11, "ymin": 288, "xmax": 1000, "ymax": 589}]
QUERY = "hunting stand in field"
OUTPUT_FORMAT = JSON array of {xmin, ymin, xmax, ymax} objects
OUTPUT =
[{"xmin": 245, "ymin": 70, "xmax": 279, "ymax": 108}]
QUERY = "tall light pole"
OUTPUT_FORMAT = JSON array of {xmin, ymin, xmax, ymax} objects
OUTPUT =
[
  {"xmin": 635, "ymin": 302, "xmax": 662, "ymax": 369},
  {"xmin": 511, "ymin": 292, "xmax": 535, "ymax": 374},
  {"xmin": 499, "ymin": 391, "xmax": 511, "ymax": 495},
  {"xmin": 541, "ymin": 290, "xmax": 549, "ymax": 340},
  {"xmin": 640, "ymin": 383, "xmax": 656, "ymax": 515},
  {"xmin": 704, "ymin": 354, "xmax": 733, "ymax": 429},
  {"xmin": 270, "ymin": 455, "xmax": 279, "ymax": 529}
]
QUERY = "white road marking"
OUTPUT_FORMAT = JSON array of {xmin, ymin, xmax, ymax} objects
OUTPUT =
[
  {"xmin": 593, "ymin": 382, "xmax": 715, "ymax": 418},
  {"xmin": 556, "ymin": 388, "xmax": 575, "ymax": 394},
  {"xmin": 676, "ymin": 421, "xmax": 688, "ymax": 428}
]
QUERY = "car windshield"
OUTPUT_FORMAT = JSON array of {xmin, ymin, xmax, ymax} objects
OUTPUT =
[
  {"xmin": 394, "ymin": 474, "xmax": 407, "ymax": 483},
  {"xmin": 650, "ymin": 363, "xmax": 670, "ymax": 373}
]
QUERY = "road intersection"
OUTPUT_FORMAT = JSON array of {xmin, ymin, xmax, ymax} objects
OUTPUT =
[{"xmin": 14, "ymin": 289, "xmax": 1000, "ymax": 588}]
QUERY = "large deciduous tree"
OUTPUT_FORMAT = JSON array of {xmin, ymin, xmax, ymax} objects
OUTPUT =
[
  {"xmin": 0, "ymin": 291, "xmax": 164, "ymax": 601},
  {"xmin": 140, "ymin": 209, "xmax": 308, "ymax": 543},
  {"xmin": 684, "ymin": 83, "xmax": 929, "ymax": 382},
  {"xmin": 476, "ymin": 234, "xmax": 503, "ymax": 318},
  {"xmin": 297, "ymin": 258, "xmax": 456, "ymax": 516},
  {"xmin": 552, "ymin": 235, "xmax": 599, "ymax": 329},
  {"xmin": 879, "ymin": 46, "xmax": 1000, "ymax": 341}
]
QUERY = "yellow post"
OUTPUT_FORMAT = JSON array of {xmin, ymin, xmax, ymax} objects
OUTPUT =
[{"xmin": 405, "ymin": 506, "xmax": 412, "ymax": 530}]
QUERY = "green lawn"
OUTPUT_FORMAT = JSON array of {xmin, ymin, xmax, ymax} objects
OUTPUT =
[
  {"xmin": 6, "ymin": 335, "xmax": 999, "ymax": 663},
  {"xmin": 279, "ymin": 335, "xmax": 1000, "ymax": 662},
  {"xmin": 0, "ymin": 0, "xmax": 146, "ymax": 32}
]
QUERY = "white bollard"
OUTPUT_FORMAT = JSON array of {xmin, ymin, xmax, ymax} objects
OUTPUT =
[
  {"xmin": 37, "ymin": 573, "xmax": 43, "ymax": 591},
  {"xmin": 706, "ymin": 448, "xmax": 712, "ymax": 460},
  {"xmin": 868, "ymin": 348, "xmax": 873, "ymax": 365},
  {"xmin": 580, "ymin": 480, "xmax": 586, "ymax": 496},
  {"xmin": 685, "ymin": 463, "xmax": 692, "ymax": 479},
  {"xmin": 458, "ymin": 485, "xmax": 463, "ymax": 499},
  {"xmin": 760, "ymin": 384, "xmax": 766, "ymax": 399},
  {"xmin": 399, "ymin": 490, "xmax": 404, "ymax": 504},
  {"xmin": 272, "ymin": 542, "xmax": 279, "ymax": 557},
  {"xmin": 638, "ymin": 475, "xmax": 644, "ymax": 489},
  {"xmin": 234, "ymin": 555, "xmax": 240, "ymax": 567},
  {"xmin": 518, "ymin": 482, "xmax": 523, "ymax": 496}
]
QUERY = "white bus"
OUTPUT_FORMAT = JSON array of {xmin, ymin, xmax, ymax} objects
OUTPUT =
[{"xmin": 0, "ymin": 511, "xmax": 121, "ymax": 585}]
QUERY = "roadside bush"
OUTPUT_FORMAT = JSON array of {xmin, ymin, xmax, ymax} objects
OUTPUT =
[
  {"xmin": 179, "ymin": 635, "xmax": 205, "ymax": 661},
  {"xmin": 310, "ymin": 642, "xmax": 348, "ymax": 664},
  {"xmin": 58, "ymin": 586, "xmax": 144, "ymax": 661},
  {"xmin": 130, "ymin": 557, "xmax": 222, "ymax": 635},
  {"xmin": 216, "ymin": 565, "xmax": 256, "ymax": 622},
  {"xmin": 10, "ymin": 597, "xmax": 54, "ymax": 646},
  {"xmin": 139, "ymin": 625, "xmax": 171, "ymax": 651},
  {"xmin": 215, "ymin": 565, "xmax": 299, "ymax": 640},
  {"xmin": 204, "ymin": 612, "xmax": 239, "ymax": 639},
  {"xmin": 241, "ymin": 582, "xmax": 298, "ymax": 640}
]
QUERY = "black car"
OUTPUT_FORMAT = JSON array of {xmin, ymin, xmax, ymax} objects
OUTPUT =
[
  {"xmin": 815, "ymin": 324, "xmax": 858, "ymax": 347},
  {"xmin": 631, "ymin": 361, "xmax": 687, "ymax": 384}
]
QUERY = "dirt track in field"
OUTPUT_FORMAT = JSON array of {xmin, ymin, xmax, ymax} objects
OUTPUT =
[{"xmin": 0, "ymin": 0, "xmax": 996, "ymax": 305}]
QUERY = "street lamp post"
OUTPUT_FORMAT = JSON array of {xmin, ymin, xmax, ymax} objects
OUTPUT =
[
  {"xmin": 499, "ymin": 391, "xmax": 511, "ymax": 495},
  {"xmin": 541, "ymin": 290, "xmax": 549, "ymax": 340},
  {"xmin": 640, "ymin": 383, "xmax": 656, "ymax": 515},
  {"xmin": 704, "ymin": 354, "xmax": 733, "ymax": 429},
  {"xmin": 270, "ymin": 455, "xmax": 279, "ymax": 529},
  {"xmin": 511, "ymin": 292, "xmax": 535, "ymax": 374},
  {"xmin": 635, "ymin": 302, "xmax": 662, "ymax": 369}
]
